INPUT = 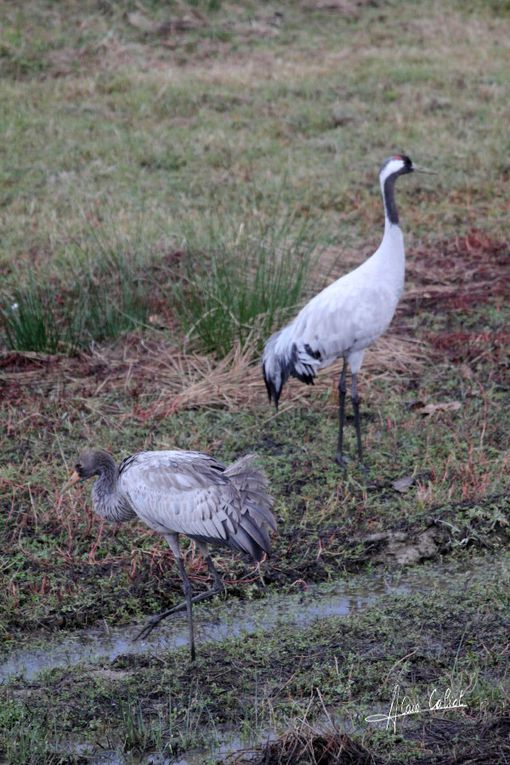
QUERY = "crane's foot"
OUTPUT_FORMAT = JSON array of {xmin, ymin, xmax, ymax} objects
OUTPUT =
[
  {"xmin": 133, "ymin": 586, "xmax": 224, "ymax": 642},
  {"xmin": 334, "ymin": 452, "xmax": 350, "ymax": 468}
]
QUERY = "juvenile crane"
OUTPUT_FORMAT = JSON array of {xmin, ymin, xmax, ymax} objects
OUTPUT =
[
  {"xmin": 64, "ymin": 449, "xmax": 276, "ymax": 660},
  {"xmin": 262, "ymin": 154, "xmax": 431, "ymax": 466}
]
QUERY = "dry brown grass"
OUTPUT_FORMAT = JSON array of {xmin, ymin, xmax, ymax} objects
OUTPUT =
[
  {"xmin": 229, "ymin": 710, "xmax": 377, "ymax": 764},
  {"xmin": 0, "ymin": 331, "xmax": 428, "ymax": 420}
]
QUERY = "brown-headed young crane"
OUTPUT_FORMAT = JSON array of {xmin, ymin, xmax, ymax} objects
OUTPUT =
[
  {"xmin": 262, "ymin": 155, "xmax": 433, "ymax": 467},
  {"xmin": 64, "ymin": 449, "xmax": 276, "ymax": 661}
]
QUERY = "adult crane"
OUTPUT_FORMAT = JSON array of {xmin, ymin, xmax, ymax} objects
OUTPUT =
[
  {"xmin": 64, "ymin": 449, "xmax": 276, "ymax": 660},
  {"xmin": 262, "ymin": 154, "xmax": 432, "ymax": 466}
]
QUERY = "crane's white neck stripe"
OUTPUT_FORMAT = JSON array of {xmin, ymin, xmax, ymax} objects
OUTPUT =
[{"xmin": 379, "ymin": 158, "xmax": 406, "ymax": 186}]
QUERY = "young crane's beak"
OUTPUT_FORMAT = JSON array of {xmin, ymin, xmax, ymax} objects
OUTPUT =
[{"xmin": 62, "ymin": 470, "xmax": 81, "ymax": 493}]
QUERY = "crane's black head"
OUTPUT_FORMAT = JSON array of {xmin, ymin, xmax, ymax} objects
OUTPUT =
[
  {"xmin": 378, "ymin": 155, "xmax": 416, "ymax": 226},
  {"xmin": 380, "ymin": 155, "xmax": 414, "ymax": 181}
]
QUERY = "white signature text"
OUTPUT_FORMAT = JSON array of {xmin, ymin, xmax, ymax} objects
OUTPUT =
[{"xmin": 366, "ymin": 684, "xmax": 467, "ymax": 733}]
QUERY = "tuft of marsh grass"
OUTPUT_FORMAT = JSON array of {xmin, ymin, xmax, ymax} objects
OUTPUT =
[
  {"xmin": 172, "ymin": 213, "xmax": 319, "ymax": 358},
  {"xmin": 73, "ymin": 267, "xmax": 150, "ymax": 346},
  {"xmin": 121, "ymin": 700, "xmax": 164, "ymax": 754},
  {"xmin": 2, "ymin": 281, "xmax": 61, "ymax": 354},
  {"xmin": 1, "ymin": 255, "xmax": 151, "ymax": 353}
]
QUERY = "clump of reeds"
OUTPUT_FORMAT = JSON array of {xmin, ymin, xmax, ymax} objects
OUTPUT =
[
  {"xmin": 171, "ymin": 212, "xmax": 318, "ymax": 358},
  {"xmin": 1, "ymin": 254, "xmax": 150, "ymax": 354}
]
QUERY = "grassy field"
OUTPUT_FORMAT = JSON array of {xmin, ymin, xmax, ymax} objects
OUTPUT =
[{"xmin": 0, "ymin": 0, "xmax": 509, "ymax": 763}]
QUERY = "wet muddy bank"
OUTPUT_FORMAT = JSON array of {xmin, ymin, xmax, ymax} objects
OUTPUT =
[
  {"xmin": 1, "ymin": 569, "xmax": 415, "ymax": 684},
  {"xmin": 1, "ymin": 552, "xmax": 506, "ymax": 684},
  {"xmin": 2, "ymin": 554, "xmax": 508, "ymax": 765}
]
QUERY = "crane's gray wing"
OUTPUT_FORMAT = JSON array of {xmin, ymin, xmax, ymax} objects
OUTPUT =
[
  {"xmin": 118, "ymin": 451, "xmax": 270, "ymax": 559},
  {"xmin": 119, "ymin": 452, "xmax": 275, "ymax": 560}
]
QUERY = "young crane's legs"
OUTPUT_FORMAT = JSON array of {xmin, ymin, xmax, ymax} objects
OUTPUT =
[
  {"xmin": 134, "ymin": 538, "xmax": 225, "ymax": 649},
  {"xmin": 176, "ymin": 556, "xmax": 196, "ymax": 662},
  {"xmin": 134, "ymin": 588, "xmax": 222, "ymax": 642},
  {"xmin": 203, "ymin": 553, "xmax": 226, "ymax": 594}
]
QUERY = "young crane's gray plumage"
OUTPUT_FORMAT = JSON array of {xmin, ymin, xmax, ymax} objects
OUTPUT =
[
  {"xmin": 262, "ymin": 155, "xmax": 431, "ymax": 466},
  {"xmin": 65, "ymin": 449, "xmax": 276, "ymax": 660}
]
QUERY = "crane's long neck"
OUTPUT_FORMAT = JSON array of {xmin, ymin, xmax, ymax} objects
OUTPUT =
[
  {"xmin": 382, "ymin": 173, "xmax": 400, "ymax": 229},
  {"xmin": 374, "ymin": 170, "xmax": 405, "ymax": 288},
  {"xmin": 92, "ymin": 455, "xmax": 134, "ymax": 522}
]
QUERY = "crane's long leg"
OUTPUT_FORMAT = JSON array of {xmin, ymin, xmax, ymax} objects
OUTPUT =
[
  {"xmin": 134, "ymin": 588, "xmax": 221, "ymax": 642},
  {"xmin": 335, "ymin": 360, "xmax": 348, "ymax": 466},
  {"xmin": 166, "ymin": 532, "xmax": 195, "ymax": 662},
  {"xmin": 176, "ymin": 556, "xmax": 196, "ymax": 662},
  {"xmin": 351, "ymin": 372, "xmax": 363, "ymax": 463},
  {"xmin": 133, "ymin": 541, "xmax": 225, "ymax": 644}
]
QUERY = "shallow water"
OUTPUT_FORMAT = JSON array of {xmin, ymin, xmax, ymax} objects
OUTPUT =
[
  {"xmin": 2, "ymin": 555, "xmax": 502, "ymax": 765},
  {"xmin": 72, "ymin": 728, "xmax": 275, "ymax": 765},
  {"xmin": 4, "ymin": 551, "xmax": 496, "ymax": 685},
  {"xmin": 0, "ymin": 575, "xmax": 411, "ymax": 684}
]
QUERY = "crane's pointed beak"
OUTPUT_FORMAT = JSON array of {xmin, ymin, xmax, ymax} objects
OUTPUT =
[
  {"xmin": 62, "ymin": 470, "xmax": 81, "ymax": 493},
  {"xmin": 412, "ymin": 164, "xmax": 437, "ymax": 174}
]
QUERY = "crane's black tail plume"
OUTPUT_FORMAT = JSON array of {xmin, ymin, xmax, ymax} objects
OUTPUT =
[
  {"xmin": 225, "ymin": 455, "xmax": 276, "ymax": 562},
  {"xmin": 262, "ymin": 329, "xmax": 316, "ymax": 409}
]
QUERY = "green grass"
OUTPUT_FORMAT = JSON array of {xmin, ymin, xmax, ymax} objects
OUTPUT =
[
  {"xmin": 0, "ymin": 701, "xmax": 62, "ymax": 765},
  {"xmin": 1, "ymin": 209, "xmax": 317, "ymax": 355},
  {"xmin": 1, "ymin": 0, "xmax": 509, "ymax": 276},
  {"xmin": 1, "ymin": 255, "xmax": 151, "ymax": 353},
  {"xmin": 173, "ymin": 211, "xmax": 318, "ymax": 356},
  {"xmin": 2, "ymin": 281, "xmax": 62, "ymax": 353}
]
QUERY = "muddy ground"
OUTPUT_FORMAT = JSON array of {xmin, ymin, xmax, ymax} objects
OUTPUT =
[{"xmin": 1, "ymin": 227, "xmax": 509, "ymax": 761}]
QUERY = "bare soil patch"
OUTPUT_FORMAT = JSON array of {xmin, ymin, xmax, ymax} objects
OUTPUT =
[{"xmin": 404, "ymin": 229, "xmax": 509, "ymax": 313}]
